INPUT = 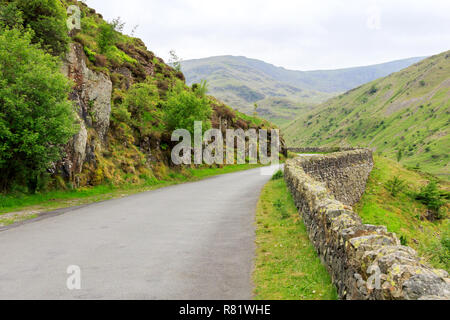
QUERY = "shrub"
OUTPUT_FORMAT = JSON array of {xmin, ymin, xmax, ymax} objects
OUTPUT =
[
  {"xmin": 0, "ymin": 28, "xmax": 77, "ymax": 192},
  {"xmin": 123, "ymin": 81, "xmax": 162, "ymax": 136},
  {"xmin": 415, "ymin": 181, "xmax": 446, "ymax": 220},
  {"xmin": 271, "ymin": 170, "xmax": 284, "ymax": 180},
  {"xmin": 385, "ymin": 176, "xmax": 406, "ymax": 197},
  {"xmin": 368, "ymin": 85, "xmax": 378, "ymax": 95},
  {"xmin": 98, "ymin": 22, "xmax": 117, "ymax": 53},
  {"xmin": 400, "ymin": 235, "xmax": 408, "ymax": 246}
]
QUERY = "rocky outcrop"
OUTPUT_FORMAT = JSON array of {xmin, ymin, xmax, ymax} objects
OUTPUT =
[
  {"xmin": 59, "ymin": 43, "xmax": 112, "ymax": 181},
  {"xmin": 284, "ymin": 150, "xmax": 450, "ymax": 300}
]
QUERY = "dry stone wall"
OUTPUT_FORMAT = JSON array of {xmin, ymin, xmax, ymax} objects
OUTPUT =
[
  {"xmin": 284, "ymin": 150, "xmax": 450, "ymax": 300},
  {"xmin": 287, "ymin": 147, "xmax": 357, "ymax": 154},
  {"xmin": 296, "ymin": 150, "xmax": 374, "ymax": 206}
]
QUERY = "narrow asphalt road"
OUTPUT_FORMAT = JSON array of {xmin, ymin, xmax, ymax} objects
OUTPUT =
[{"xmin": 0, "ymin": 166, "xmax": 278, "ymax": 300}]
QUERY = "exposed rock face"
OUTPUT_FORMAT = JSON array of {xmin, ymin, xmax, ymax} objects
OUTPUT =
[
  {"xmin": 284, "ymin": 150, "xmax": 450, "ymax": 300},
  {"xmin": 60, "ymin": 43, "xmax": 112, "ymax": 181}
]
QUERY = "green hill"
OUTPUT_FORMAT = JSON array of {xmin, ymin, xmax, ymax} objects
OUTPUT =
[
  {"xmin": 181, "ymin": 55, "xmax": 424, "ymax": 124},
  {"xmin": 283, "ymin": 51, "xmax": 450, "ymax": 180}
]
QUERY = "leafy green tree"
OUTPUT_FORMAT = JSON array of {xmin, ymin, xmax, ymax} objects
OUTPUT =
[
  {"xmin": 0, "ymin": 28, "xmax": 77, "ymax": 192},
  {"xmin": 2, "ymin": 0, "xmax": 70, "ymax": 56},
  {"xmin": 164, "ymin": 80, "xmax": 212, "ymax": 136}
]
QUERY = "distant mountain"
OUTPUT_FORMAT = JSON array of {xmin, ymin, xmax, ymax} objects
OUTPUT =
[
  {"xmin": 181, "ymin": 55, "xmax": 425, "ymax": 124},
  {"xmin": 283, "ymin": 50, "xmax": 450, "ymax": 179}
]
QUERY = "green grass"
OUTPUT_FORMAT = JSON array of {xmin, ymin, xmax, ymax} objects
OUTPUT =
[
  {"xmin": 0, "ymin": 163, "xmax": 262, "ymax": 226},
  {"xmin": 354, "ymin": 156, "xmax": 449, "ymax": 272},
  {"xmin": 253, "ymin": 175, "xmax": 338, "ymax": 300}
]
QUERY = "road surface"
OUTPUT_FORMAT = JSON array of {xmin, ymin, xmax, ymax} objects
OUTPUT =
[{"xmin": 0, "ymin": 166, "xmax": 279, "ymax": 300}]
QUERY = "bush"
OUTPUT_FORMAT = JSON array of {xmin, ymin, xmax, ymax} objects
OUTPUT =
[
  {"xmin": 98, "ymin": 22, "xmax": 117, "ymax": 53},
  {"xmin": 400, "ymin": 235, "xmax": 408, "ymax": 246},
  {"xmin": 415, "ymin": 181, "xmax": 446, "ymax": 220},
  {"xmin": 164, "ymin": 80, "xmax": 212, "ymax": 136},
  {"xmin": 98, "ymin": 18, "xmax": 124, "ymax": 54},
  {"xmin": 368, "ymin": 85, "xmax": 378, "ymax": 95},
  {"xmin": 123, "ymin": 81, "xmax": 162, "ymax": 136},
  {"xmin": 0, "ymin": 28, "xmax": 77, "ymax": 192},
  {"xmin": 271, "ymin": 170, "xmax": 284, "ymax": 180},
  {"xmin": 385, "ymin": 176, "xmax": 406, "ymax": 197}
]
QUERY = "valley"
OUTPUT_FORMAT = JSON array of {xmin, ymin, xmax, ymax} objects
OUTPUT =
[{"xmin": 181, "ymin": 55, "xmax": 424, "ymax": 124}]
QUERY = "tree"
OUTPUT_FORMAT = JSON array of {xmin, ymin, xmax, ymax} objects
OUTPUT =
[
  {"xmin": 385, "ymin": 176, "xmax": 405, "ymax": 197},
  {"xmin": 415, "ymin": 181, "xmax": 446, "ymax": 220},
  {"xmin": 164, "ymin": 80, "xmax": 212, "ymax": 136},
  {"xmin": 0, "ymin": 28, "xmax": 77, "ymax": 192},
  {"xmin": 169, "ymin": 50, "xmax": 182, "ymax": 72},
  {"xmin": 2, "ymin": 0, "xmax": 70, "ymax": 56}
]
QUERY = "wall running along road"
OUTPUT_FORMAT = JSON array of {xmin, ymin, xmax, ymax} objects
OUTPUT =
[{"xmin": 284, "ymin": 150, "xmax": 450, "ymax": 300}]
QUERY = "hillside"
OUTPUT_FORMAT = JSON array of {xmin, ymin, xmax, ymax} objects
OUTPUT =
[
  {"xmin": 181, "ymin": 55, "xmax": 424, "ymax": 124},
  {"xmin": 0, "ymin": 0, "xmax": 277, "ymax": 193},
  {"xmin": 283, "ymin": 51, "xmax": 450, "ymax": 179}
]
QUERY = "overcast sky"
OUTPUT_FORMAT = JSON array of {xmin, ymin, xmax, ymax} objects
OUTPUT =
[{"xmin": 84, "ymin": 0, "xmax": 450, "ymax": 71}]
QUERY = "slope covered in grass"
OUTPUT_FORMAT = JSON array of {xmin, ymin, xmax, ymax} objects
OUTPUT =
[
  {"xmin": 283, "ymin": 51, "xmax": 450, "ymax": 179},
  {"xmin": 354, "ymin": 156, "xmax": 449, "ymax": 272}
]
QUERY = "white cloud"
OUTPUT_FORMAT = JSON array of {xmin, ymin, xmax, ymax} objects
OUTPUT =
[{"xmin": 84, "ymin": 0, "xmax": 450, "ymax": 70}]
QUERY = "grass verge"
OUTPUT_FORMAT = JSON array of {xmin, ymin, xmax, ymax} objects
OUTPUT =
[
  {"xmin": 0, "ymin": 163, "xmax": 262, "ymax": 227},
  {"xmin": 355, "ymin": 155, "xmax": 449, "ymax": 272},
  {"xmin": 253, "ymin": 174, "xmax": 338, "ymax": 300}
]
